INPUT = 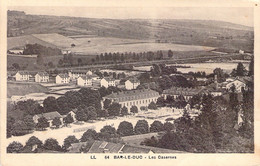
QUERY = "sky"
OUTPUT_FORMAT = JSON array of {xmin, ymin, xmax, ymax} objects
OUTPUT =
[{"xmin": 8, "ymin": 7, "xmax": 254, "ymax": 27}]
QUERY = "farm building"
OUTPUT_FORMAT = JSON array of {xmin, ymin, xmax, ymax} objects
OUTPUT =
[
  {"xmin": 15, "ymin": 71, "xmax": 33, "ymax": 81},
  {"xmin": 125, "ymin": 77, "xmax": 140, "ymax": 90},
  {"xmin": 33, "ymin": 111, "xmax": 63, "ymax": 127},
  {"xmin": 35, "ymin": 71, "xmax": 49, "ymax": 83},
  {"xmin": 100, "ymin": 77, "xmax": 116, "ymax": 88},
  {"xmin": 103, "ymin": 89, "xmax": 159, "ymax": 110},
  {"xmin": 221, "ymin": 77, "xmax": 249, "ymax": 92},
  {"xmin": 56, "ymin": 73, "xmax": 70, "ymax": 84}
]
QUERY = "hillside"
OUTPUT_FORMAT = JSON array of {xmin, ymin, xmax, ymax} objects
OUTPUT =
[{"xmin": 8, "ymin": 10, "xmax": 254, "ymax": 52}]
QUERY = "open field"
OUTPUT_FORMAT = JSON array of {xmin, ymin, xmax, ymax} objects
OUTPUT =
[
  {"xmin": 70, "ymin": 37, "xmax": 215, "ymax": 54},
  {"xmin": 7, "ymin": 82, "xmax": 49, "ymax": 98}
]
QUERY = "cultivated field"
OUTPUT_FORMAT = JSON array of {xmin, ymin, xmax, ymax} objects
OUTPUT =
[{"xmin": 70, "ymin": 37, "xmax": 215, "ymax": 55}]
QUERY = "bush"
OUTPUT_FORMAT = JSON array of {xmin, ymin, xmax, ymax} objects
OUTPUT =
[
  {"xmin": 81, "ymin": 129, "xmax": 98, "ymax": 142},
  {"xmin": 134, "ymin": 120, "xmax": 149, "ymax": 134},
  {"xmin": 43, "ymin": 138, "xmax": 61, "ymax": 151},
  {"xmin": 63, "ymin": 135, "xmax": 79, "ymax": 150},
  {"xmin": 7, "ymin": 141, "xmax": 23, "ymax": 153},
  {"xmin": 130, "ymin": 106, "xmax": 138, "ymax": 114},
  {"xmin": 148, "ymin": 101, "xmax": 157, "ymax": 110},
  {"xmin": 117, "ymin": 121, "xmax": 134, "ymax": 136},
  {"xmin": 150, "ymin": 121, "xmax": 164, "ymax": 132}
]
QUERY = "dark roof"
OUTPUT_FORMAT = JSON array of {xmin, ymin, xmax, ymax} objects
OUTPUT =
[
  {"xmin": 79, "ymin": 74, "xmax": 99, "ymax": 80},
  {"xmin": 104, "ymin": 89, "xmax": 159, "ymax": 102},
  {"xmin": 162, "ymin": 87, "xmax": 205, "ymax": 96},
  {"xmin": 103, "ymin": 77, "xmax": 115, "ymax": 82},
  {"xmin": 88, "ymin": 140, "xmax": 123, "ymax": 153},
  {"xmin": 36, "ymin": 71, "xmax": 49, "ymax": 77},
  {"xmin": 16, "ymin": 71, "xmax": 31, "ymax": 75},
  {"xmin": 122, "ymin": 132, "xmax": 159, "ymax": 145},
  {"xmin": 57, "ymin": 73, "xmax": 69, "ymax": 78},
  {"xmin": 35, "ymin": 111, "xmax": 62, "ymax": 121},
  {"xmin": 70, "ymin": 70, "xmax": 92, "ymax": 74},
  {"xmin": 127, "ymin": 77, "xmax": 140, "ymax": 84}
]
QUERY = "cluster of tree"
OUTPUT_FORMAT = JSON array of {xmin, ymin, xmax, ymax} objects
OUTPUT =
[
  {"xmin": 231, "ymin": 62, "xmax": 248, "ymax": 77},
  {"xmin": 58, "ymin": 54, "xmax": 74, "ymax": 66},
  {"xmin": 23, "ymin": 44, "xmax": 61, "ymax": 56},
  {"xmin": 144, "ymin": 90, "xmax": 254, "ymax": 153},
  {"xmin": 156, "ymin": 95, "xmax": 188, "ymax": 109},
  {"xmin": 150, "ymin": 64, "xmax": 178, "ymax": 77},
  {"xmin": 96, "ymin": 51, "xmax": 164, "ymax": 63}
]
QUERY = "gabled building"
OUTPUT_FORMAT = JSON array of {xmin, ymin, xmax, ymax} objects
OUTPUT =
[
  {"xmin": 15, "ymin": 71, "xmax": 32, "ymax": 81},
  {"xmin": 100, "ymin": 77, "xmax": 116, "ymax": 88},
  {"xmin": 77, "ymin": 74, "xmax": 100, "ymax": 87},
  {"xmin": 56, "ymin": 73, "xmax": 70, "ymax": 84},
  {"xmin": 125, "ymin": 78, "xmax": 140, "ymax": 90},
  {"xmin": 35, "ymin": 71, "xmax": 49, "ymax": 83},
  {"xmin": 68, "ymin": 70, "xmax": 93, "ymax": 81},
  {"xmin": 103, "ymin": 89, "xmax": 160, "ymax": 110},
  {"xmin": 33, "ymin": 111, "xmax": 63, "ymax": 127},
  {"xmin": 220, "ymin": 76, "xmax": 251, "ymax": 92}
]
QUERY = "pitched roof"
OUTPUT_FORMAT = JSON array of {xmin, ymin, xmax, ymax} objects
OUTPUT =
[
  {"xmin": 103, "ymin": 77, "xmax": 115, "ymax": 82},
  {"xmin": 36, "ymin": 71, "xmax": 49, "ymax": 77},
  {"xmin": 70, "ymin": 70, "xmax": 92, "ymax": 74},
  {"xmin": 35, "ymin": 111, "xmax": 62, "ymax": 121},
  {"xmin": 162, "ymin": 87, "xmax": 205, "ymax": 96},
  {"xmin": 79, "ymin": 74, "xmax": 99, "ymax": 80},
  {"xmin": 127, "ymin": 77, "xmax": 140, "ymax": 84},
  {"xmin": 88, "ymin": 140, "xmax": 123, "ymax": 153},
  {"xmin": 16, "ymin": 71, "xmax": 31, "ymax": 75},
  {"xmin": 121, "ymin": 144, "xmax": 151, "ymax": 153},
  {"xmin": 104, "ymin": 89, "xmax": 159, "ymax": 102},
  {"xmin": 57, "ymin": 73, "xmax": 69, "ymax": 78}
]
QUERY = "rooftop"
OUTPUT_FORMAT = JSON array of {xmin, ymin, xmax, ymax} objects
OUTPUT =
[
  {"xmin": 104, "ymin": 89, "xmax": 159, "ymax": 102},
  {"xmin": 57, "ymin": 73, "xmax": 69, "ymax": 78},
  {"xmin": 35, "ymin": 111, "xmax": 62, "ymax": 121},
  {"xmin": 162, "ymin": 87, "xmax": 206, "ymax": 96},
  {"xmin": 36, "ymin": 71, "xmax": 49, "ymax": 77}
]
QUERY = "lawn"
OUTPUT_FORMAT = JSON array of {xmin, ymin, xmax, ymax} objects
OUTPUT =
[{"xmin": 7, "ymin": 82, "xmax": 49, "ymax": 98}]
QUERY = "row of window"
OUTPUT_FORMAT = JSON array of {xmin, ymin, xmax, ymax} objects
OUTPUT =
[
  {"xmin": 118, "ymin": 93, "xmax": 157, "ymax": 102},
  {"xmin": 121, "ymin": 98, "xmax": 156, "ymax": 107}
]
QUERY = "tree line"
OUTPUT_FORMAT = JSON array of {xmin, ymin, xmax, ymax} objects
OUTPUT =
[{"xmin": 7, "ymin": 119, "xmax": 175, "ymax": 153}]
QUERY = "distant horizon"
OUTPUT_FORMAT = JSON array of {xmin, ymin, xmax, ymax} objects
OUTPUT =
[{"xmin": 8, "ymin": 7, "xmax": 254, "ymax": 27}]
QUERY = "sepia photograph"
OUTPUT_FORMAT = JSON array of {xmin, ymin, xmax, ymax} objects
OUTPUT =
[{"xmin": 4, "ymin": 5, "xmax": 255, "ymax": 154}]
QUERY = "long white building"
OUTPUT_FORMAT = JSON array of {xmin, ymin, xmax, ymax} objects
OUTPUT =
[{"xmin": 103, "ymin": 89, "xmax": 160, "ymax": 110}]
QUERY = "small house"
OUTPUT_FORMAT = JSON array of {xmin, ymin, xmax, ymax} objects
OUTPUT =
[
  {"xmin": 35, "ymin": 71, "xmax": 49, "ymax": 83},
  {"xmin": 56, "ymin": 73, "xmax": 70, "ymax": 84},
  {"xmin": 125, "ymin": 78, "xmax": 140, "ymax": 90},
  {"xmin": 100, "ymin": 77, "xmax": 115, "ymax": 88},
  {"xmin": 33, "ymin": 111, "xmax": 63, "ymax": 127},
  {"xmin": 15, "ymin": 71, "xmax": 32, "ymax": 81}
]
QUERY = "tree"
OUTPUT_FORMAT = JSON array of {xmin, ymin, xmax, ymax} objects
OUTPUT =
[
  {"xmin": 148, "ymin": 101, "xmax": 157, "ymax": 110},
  {"xmin": 248, "ymin": 57, "xmax": 254, "ymax": 76},
  {"xmin": 63, "ymin": 135, "xmax": 79, "ymax": 150},
  {"xmin": 81, "ymin": 129, "xmax": 98, "ymax": 142},
  {"xmin": 130, "ymin": 105, "xmax": 138, "ymax": 114},
  {"xmin": 63, "ymin": 113, "xmax": 74, "ymax": 125},
  {"xmin": 43, "ymin": 138, "xmax": 61, "ymax": 151},
  {"xmin": 134, "ymin": 120, "xmax": 149, "ymax": 134},
  {"xmin": 150, "ymin": 121, "xmax": 164, "ymax": 132},
  {"xmin": 103, "ymin": 99, "xmax": 112, "ymax": 109},
  {"xmin": 75, "ymin": 109, "xmax": 88, "ymax": 122},
  {"xmin": 168, "ymin": 50, "xmax": 173, "ymax": 58},
  {"xmin": 236, "ymin": 62, "xmax": 246, "ymax": 76},
  {"xmin": 7, "ymin": 141, "xmax": 23, "ymax": 153},
  {"xmin": 36, "ymin": 116, "xmax": 49, "ymax": 130},
  {"xmin": 156, "ymin": 96, "xmax": 166, "ymax": 107},
  {"xmin": 23, "ymin": 115, "xmax": 35, "ymax": 130},
  {"xmin": 151, "ymin": 64, "xmax": 162, "ymax": 77},
  {"xmin": 121, "ymin": 106, "xmax": 128, "ymax": 116},
  {"xmin": 86, "ymin": 107, "xmax": 97, "ymax": 120},
  {"xmin": 37, "ymin": 54, "xmax": 44, "ymax": 65},
  {"xmin": 163, "ymin": 122, "xmax": 175, "ymax": 132},
  {"xmin": 99, "ymin": 125, "xmax": 118, "ymax": 140},
  {"xmin": 12, "ymin": 120, "xmax": 30, "ymax": 136},
  {"xmin": 108, "ymin": 102, "xmax": 121, "ymax": 116},
  {"xmin": 117, "ymin": 121, "xmax": 134, "ymax": 136},
  {"xmin": 77, "ymin": 58, "xmax": 82, "ymax": 66},
  {"xmin": 43, "ymin": 96, "xmax": 60, "ymax": 113},
  {"xmin": 7, "ymin": 116, "xmax": 15, "ymax": 138},
  {"xmin": 52, "ymin": 117, "xmax": 62, "ymax": 128},
  {"xmin": 25, "ymin": 136, "xmax": 43, "ymax": 148}
]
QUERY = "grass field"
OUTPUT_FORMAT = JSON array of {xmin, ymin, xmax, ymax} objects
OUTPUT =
[
  {"xmin": 70, "ymin": 37, "xmax": 215, "ymax": 55},
  {"xmin": 7, "ymin": 82, "xmax": 49, "ymax": 98}
]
